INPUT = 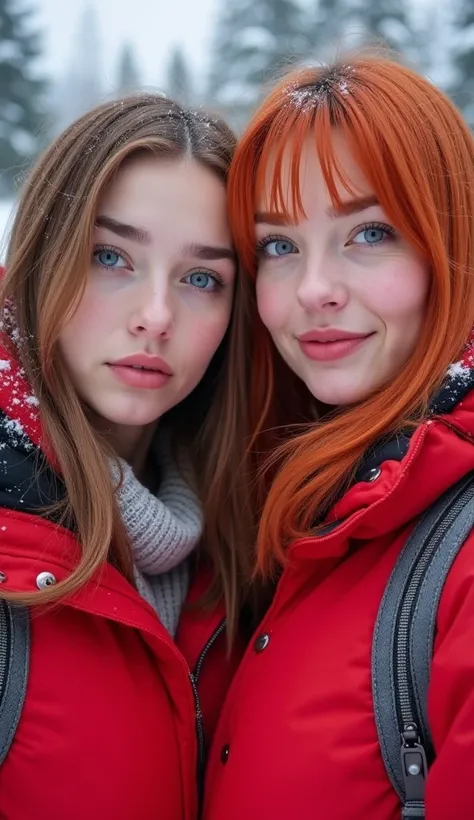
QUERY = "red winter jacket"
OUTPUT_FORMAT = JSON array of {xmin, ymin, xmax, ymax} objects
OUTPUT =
[
  {"xmin": 203, "ymin": 360, "xmax": 474, "ymax": 820},
  {"xmin": 0, "ymin": 343, "xmax": 240, "ymax": 820}
]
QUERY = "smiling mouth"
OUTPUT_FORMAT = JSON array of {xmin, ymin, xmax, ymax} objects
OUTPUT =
[{"xmin": 298, "ymin": 333, "xmax": 374, "ymax": 362}]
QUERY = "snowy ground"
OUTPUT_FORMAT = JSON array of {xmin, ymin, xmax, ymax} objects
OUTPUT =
[{"xmin": 0, "ymin": 200, "xmax": 15, "ymax": 261}]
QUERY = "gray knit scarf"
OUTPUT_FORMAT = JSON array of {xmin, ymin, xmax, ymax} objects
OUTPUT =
[{"xmin": 112, "ymin": 435, "xmax": 203, "ymax": 636}]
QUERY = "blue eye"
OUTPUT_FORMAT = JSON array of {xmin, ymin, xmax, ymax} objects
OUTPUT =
[
  {"xmin": 257, "ymin": 237, "xmax": 297, "ymax": 257},
  {"xmin": 351, "ymin": 224, "xmax": 395, "ymax": 246},
  {"xmin": 183, "ymin": 271, "xmax": 221, "ymax": 291},
  {"xmin": 93, "ymin": 247, "xmax": 128, "ymax": 268}
]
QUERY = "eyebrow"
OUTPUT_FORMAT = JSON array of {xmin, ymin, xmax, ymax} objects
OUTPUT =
[
  {"xmin": 327, "ymin": 195, "xmax": 379, "ymax": 217},
  {"xmin": 255, "ymin": 195, "xmax": 380, "ymax": 226},
  {"xmin": 182, "ymin": 242, "xmax": 236, "ymax": 262},
  {"xmin": 95, "ymin": 217, "xmax": 235, "ymax": 261},
  {"xmin": 95, "ymin": 215, "xmax": 151, "ymax": 244},
  {"xmin": 255, "ymin": 211, "xmax": 293, "ymax": 226}
]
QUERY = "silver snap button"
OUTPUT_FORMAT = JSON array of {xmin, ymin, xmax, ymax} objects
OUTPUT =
[
  {"xmin": 220, "ymin": 744, "xmax": 230, "ymax": 764},
  {"xmin": 366, "ymin": 467, "xmax": 382, "ymax": 482},
  {"xmin": 0, "ymin": 571, "xmax": 6, "ymax": 583},
  {"xmin": 254, "ymin": 633, "xmax": 270, "ymax": 652},
  {"xmin": 36, "ymin": 571, "xmax": 57, "ymax": 590}
]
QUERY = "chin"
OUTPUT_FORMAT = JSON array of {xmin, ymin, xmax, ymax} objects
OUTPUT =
[
  {"xmin": 111, "ymin": 411, "xmax": 164, "ymax": 428},
  {"xmin": 92, "ymin": 401, "xmax": 167, "ymax": 429},
  {"xmin": 306, "ymin": 378, "xmax": 374, "ymax": 407}
]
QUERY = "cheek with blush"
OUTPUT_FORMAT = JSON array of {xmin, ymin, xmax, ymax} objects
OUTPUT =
[
  {"xmin": 183, "ymin": 311, "xmax": 231, "ymax": 376},
  {"xmin": 61, "ymin": 286, "xmax": 112, "ymax": 342},
  {"xmin": 360, "ymin": 258, "xmax": 429, "ymax": 378},
  {"xmin": 256, "ymin": 275, "xmax": 288, "ymax": 333},
  {"xmin": 366, "ymin": 265, "xmax": 429, "ymax": 320}
]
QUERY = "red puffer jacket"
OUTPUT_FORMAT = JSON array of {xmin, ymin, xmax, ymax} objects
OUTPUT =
[
  {"xmin": 203, "ymin": 357, "xmax": 474, "ymax": 820},
  {"xmin": 0, "ymin": 343, "xmax": 241, "ymax": 820}
]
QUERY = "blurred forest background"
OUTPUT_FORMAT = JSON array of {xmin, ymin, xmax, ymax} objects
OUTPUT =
[{"xmin": 0, "ymin": 0, "xmax": 472, "ymax": 198}]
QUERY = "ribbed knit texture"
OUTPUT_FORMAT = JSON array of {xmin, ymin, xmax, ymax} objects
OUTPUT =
[{"xmin": 111, "ymin": 435, "xmax": 203, "ymax": 636}]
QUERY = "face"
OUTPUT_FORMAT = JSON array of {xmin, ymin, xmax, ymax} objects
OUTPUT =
[
  {"xmin": 255, "ymin": 135, "xmax": 429, "ymax": 406},
  {"xmin": 59, "ymin": 155, "xmax": 235, "ymax": 451}
]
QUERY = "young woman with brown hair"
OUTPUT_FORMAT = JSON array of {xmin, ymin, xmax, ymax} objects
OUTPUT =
[
  {"xmin": 0, "ymin": 94, "xmax": 252, "ymax": 819},
  {"xmin": 203, "ymin": 56, "xmax": 474, "ymax": 819}
]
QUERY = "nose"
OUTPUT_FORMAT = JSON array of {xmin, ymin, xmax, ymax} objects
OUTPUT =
[
  {"xmin": 296, "ymin": 252, "xmax": 349, "ymax": 313},
  {"xmin": 129, "ymin": 282, "xmax": 174, "ymax": 339}
]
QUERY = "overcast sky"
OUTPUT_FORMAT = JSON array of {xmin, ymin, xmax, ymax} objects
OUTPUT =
[{"xmin": 34, "ymin": 0, "xmax": 221, "ymax": 91}]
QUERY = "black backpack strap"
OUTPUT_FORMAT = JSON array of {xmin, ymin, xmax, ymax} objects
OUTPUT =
[
  {"xmin": 0, "ymin": 600, "xmax": 30, "ymax": 765},
  {"xmin": 372, "ymin": 471, "xmax": 474, "ymax": 820}
]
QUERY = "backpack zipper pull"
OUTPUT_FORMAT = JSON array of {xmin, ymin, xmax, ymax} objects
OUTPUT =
[{"xmin": 400, "ymin": 723, "xmax": 428, "ymax": 802}]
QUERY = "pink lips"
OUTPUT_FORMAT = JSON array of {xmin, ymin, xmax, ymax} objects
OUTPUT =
[
  {"xmin": 297, "ymin": 329, "xmax": 374, "ymax": 362},
  {"xmin": 108, "ymin": 353, "xmax": 173, "ymax": 389}
]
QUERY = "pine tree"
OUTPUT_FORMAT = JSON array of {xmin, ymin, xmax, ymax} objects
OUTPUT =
[
  {"xmin": 415, "ymin": 0, "xmax": 455, "ymax": 90},
  {"xmin": 450, "ymin": 0, "xmax": 474, "ymax": 125},
  {"xmin": 311, "ymin": 0, "xmax": 350, "ymax": 53},
  {"xmin": 53, "ymin": 5, "xmax": 103, "ymax": 132},
  {"xmin": 117, "ymin": 43, "xmax": 141, "ymax": 95},
  {"xmin": 0, "ymin": 0, "xmax": 47, "ymax": 193},
  {"xmin": 310, "ymin": 0, "xmax": 415, "ymax": 57},
  {"xmin": 166, "ymin": 47, "xmax": 193, "ymax": 105},
  {"xmin": 207, "ymin": 0, "xmax": 309, "ymax": 126},
  {"xmin": 353, "ymin": 0, "xmax": 415, "ymax": 54}
]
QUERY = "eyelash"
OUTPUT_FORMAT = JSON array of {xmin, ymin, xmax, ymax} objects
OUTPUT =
[
  {"xmin": 256, "ymin": 234, "xmax": 293, "ymax": 252},
  {"xmin": 256, "ymin": 223, "xmax": 397, "ymax": 256},
  {"xmin": 92, "ymin": 245, "xmax": 227, "ymax": 290},
  {"xmin": 183, "ymin": 270, "xmax": 227, "ymax": 291},
  {"xmin": 349, "ymin": 221, "xmax": 396, "ymax": 244},
  {"xmin": 92, "ymin": 244, "xmax": 129, "ymax": 268}
]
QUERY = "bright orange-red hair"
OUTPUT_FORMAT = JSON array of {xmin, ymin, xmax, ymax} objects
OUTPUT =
[{"xmin": 228, "ymin": 55, "xmax": 474, "ymax": 575}]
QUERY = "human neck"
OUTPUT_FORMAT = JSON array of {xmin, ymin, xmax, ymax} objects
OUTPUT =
[
  {"xmin": 114, "ymin": 424, "xmax": 157, "ymax": 475},
  {"xmin": 89, "ymin": 414, "xmax": 158, "ymax": 478}
]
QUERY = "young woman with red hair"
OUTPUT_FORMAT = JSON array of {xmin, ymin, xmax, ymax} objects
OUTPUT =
[{"xmin": 203, "ymin": 56, "xmax": 474, "ymax": 819}]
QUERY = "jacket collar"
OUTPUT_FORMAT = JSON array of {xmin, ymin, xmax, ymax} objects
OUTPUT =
[{"xmin": 355, "ymin": 331, "xmax": 474, "ymax": 482}]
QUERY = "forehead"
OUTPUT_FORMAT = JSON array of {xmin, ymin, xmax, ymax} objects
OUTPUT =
[
  {"xmin": 97, "ymin": 154, "xmax": 230, "ymax": 238},
  {"xmin": 256, "ymin": 131, "xmax": 372, "ymax": 215},
  {"xmin": 101, "ymin": 154, "xmax": 223, "ymax": 204}
]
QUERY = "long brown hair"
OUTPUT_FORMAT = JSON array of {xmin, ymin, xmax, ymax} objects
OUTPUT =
[
  {"xmin": 227, "ymin": 55, "xmax": 474, "ymax": 576},
  {"xmin": 0, "ymin": 94, "xmax": 254, "ymax": 636}
]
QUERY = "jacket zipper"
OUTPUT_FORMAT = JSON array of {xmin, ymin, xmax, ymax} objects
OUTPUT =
[
  {"xmin": 190, "ymin": 617, "xmax": 227, "ymax": 811},
  {"xmin": 192, "ymin": 617, "xmax": 227, "ymax": 686},
  {"xmin": 0, "ymin": 600, "xmax": 7, "ymax": 703},
  {"xmin": 82, "ymin": 604, "xmax": 226, "ymax": 819},
  {"xmin": 394, "ymin": 482, "xmax": 474, "ymax": 801}
]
